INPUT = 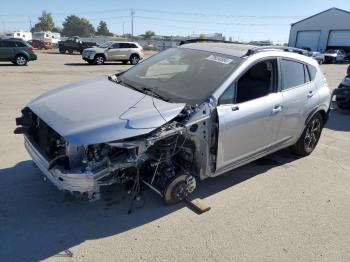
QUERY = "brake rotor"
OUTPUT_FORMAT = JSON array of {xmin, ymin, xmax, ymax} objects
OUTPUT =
[{"xmin": 163, "ymin": 174, "xmax": 196, "ymax": 204}]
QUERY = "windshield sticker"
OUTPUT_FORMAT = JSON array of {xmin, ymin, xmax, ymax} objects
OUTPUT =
[{"xmin": 206, "ymin": 55, "xmax": 233, "ymax": 64}]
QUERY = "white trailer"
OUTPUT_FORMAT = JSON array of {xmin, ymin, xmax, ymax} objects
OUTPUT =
[
  {"xmin": 4, "ymin": 31, "xmax": 32, "ymax": 41},
  {"xmin": 32, "ymin": 31, "xmax": 61, "ymax": 44}
]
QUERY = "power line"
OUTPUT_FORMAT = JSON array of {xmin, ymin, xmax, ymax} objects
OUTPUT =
[{"xmin": 135, "ymin": 16, "xmax": 290, "ymax": 26}]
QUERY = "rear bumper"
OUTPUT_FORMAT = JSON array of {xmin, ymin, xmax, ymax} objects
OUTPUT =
[
  {"xmin": 24, "ymin": 136, "xmax": 103, "ymax": 199},
  {"xmin": 28, "ymin": 53, "xmax": 37, "ymax": 61}
]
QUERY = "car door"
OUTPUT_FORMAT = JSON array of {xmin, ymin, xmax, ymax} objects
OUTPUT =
[
  {"xmin": 0, "ymin": 41, "xmax": 14, "ymax": 60},
  {"xmin": 276, "ymin": 59, "xmax": 319, "ymax": 143},
  {"xmin": 118, "ymin": 43, "xmax": 131, "ymax": 59},
  {"xmin": 215, "ymin": 59, "xmax": 283, "ymax": 172},
  {"xmin": 105, "ymin": 43, "xmax": 121, "ymax": 60}
]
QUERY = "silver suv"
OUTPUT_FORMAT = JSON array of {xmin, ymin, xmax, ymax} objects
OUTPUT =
[
  {"xmin": 82, "ymin": 41, "xmax": 144, "ymax": 65},
  {"xmin": 15, "ymin": 42, "xmax": 331, "ymax": 204}
]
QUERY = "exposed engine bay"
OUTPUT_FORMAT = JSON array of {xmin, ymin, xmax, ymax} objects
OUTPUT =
[{"xmin": 14, "ymin": 98, "xmax": 219, "ymax": 204}]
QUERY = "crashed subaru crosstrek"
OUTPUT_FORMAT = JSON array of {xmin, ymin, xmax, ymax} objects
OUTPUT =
[{"xmin": 15, "ymin": 42, "xmax": 331, "ymax": 203}]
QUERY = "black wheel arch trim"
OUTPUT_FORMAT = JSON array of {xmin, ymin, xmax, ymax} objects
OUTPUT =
[{"xmin": 305, "ymin": 107, "xmax": 329, "ymax": 126}]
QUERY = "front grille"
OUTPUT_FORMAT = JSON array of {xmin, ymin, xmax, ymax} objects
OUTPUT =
[{"xmin": 24, "ymin": 111, "xmax": 66, "ymax": 160}]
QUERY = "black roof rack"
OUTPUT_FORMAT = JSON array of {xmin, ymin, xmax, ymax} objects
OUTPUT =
[
  {"xmin": 246, "ymin": 46, "xmax": 309, "ymax": 56},
  {"xmin": 179, "ymin": 38, "xmax": 236, "ymax": 46}
]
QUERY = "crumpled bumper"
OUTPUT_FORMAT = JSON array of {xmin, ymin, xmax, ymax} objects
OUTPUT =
[{"xmin": 24, "ymin": 136, "xmax": 102, "ymax": 199}]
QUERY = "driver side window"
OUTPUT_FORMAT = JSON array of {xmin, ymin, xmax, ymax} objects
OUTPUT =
[{"xmin": 219, "ymin": 59, "xmax": 277, "ymax": 105}]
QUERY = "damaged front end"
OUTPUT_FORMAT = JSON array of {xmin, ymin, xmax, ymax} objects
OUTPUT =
[{"xmin": 14, "ymin": 99, "xmax": 218, "ymax": 203}]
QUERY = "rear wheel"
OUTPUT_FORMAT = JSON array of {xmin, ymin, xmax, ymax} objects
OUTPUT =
[
  {"xmin": 14, "ymin": 55, "xmax": 28, "ymax": 66},
  {"xmin": 130, "ymin": 55, "xmax": 140, "ymax": 65},
  {"xmin": 291, "ymin": 113, "xmax": 323, "ymax": 156},
  {"xmin": 94, "ymin": 55, "xmax": 105, "ymax": 65},
  {"xmin": 68, "ymin": 49, "xmax": 73, "ymax": 54}
]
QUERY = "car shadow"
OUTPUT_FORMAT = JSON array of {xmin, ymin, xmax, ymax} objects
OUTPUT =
[
  {"xmin": 0, "ymin": 63, "xmax": 17, "ymax": 66},
  {"xmin": 65, "ymin": 62, "xmax": 128, "ymax": 66},
  {"xmin": 325, "ymin": 106, "xmax": 350, "ymax": 132},
  {"xmin": 0, "ymin": 149, "xmax": 298, "ymax": 261}
]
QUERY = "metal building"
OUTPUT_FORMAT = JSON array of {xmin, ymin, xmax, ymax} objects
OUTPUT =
[{"xmin": 289, "ymin": 8, "xmax": 350, "ymax": 52}]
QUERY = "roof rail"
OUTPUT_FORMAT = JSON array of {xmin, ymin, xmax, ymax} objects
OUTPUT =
[
  {"xmin": 179, "ymin": 38, "xmax": 236, "ymax": 46},
  {"xmin": 246, "ymin": 46, "xmax": 308, "ymax": 56}
]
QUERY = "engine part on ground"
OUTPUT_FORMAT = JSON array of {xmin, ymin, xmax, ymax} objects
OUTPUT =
[{"xmin": 183, "ymin": 198, "xmax": 211, "ymax": 214}]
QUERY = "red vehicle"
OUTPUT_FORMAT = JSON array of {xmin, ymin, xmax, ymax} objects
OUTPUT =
[{"xmin": 28, "ymin": 40, "xmax": 53, "ymax": 50}]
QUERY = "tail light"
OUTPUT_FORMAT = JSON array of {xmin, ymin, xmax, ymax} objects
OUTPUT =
[{"xmin": 28, "ymin": 47, "xmax": 35, "ymax": 52}]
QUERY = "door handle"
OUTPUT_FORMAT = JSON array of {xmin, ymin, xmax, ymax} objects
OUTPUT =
[
  {"xmin": 307, "ymin": 91, "xmax": 314, "ymax": 98},
  {"xmin": 272, "ymin": 105, "xmax": 283, "ymax": 113},
  {"xmin": 231, "ymin": 106, "xmax": 239, "ymax": 111}
]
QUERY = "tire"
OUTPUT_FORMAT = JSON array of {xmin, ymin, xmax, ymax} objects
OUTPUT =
[
  {"xmin": 291, "ymin": 113, "xmax": 323, "ymax": 156},
  {"xmin": 14, "ymin": 55, "xmax": 28, "ymax": 66},
  {"xmin": 130, "ymin": 54, "xmax": 140, "ymax": 65},
  {"xmin": 68, "ymin": 49, "xmax": 73, "ymax": 54},
  {"xmin": 94, "ymin": 55, "xmax": 105, "ymax": 65},
  {"xmin": 87, "ymin": 60, "xmax": 94, "ymax": 65},
  {"xmin": 59, "ymin": 48, "xmax": 66, "ymax": 54}
]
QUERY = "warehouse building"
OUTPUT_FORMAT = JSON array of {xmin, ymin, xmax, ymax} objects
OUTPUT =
[{"xmin": 289, "ymin": 8, "xmax": 350, "ymax": 52}]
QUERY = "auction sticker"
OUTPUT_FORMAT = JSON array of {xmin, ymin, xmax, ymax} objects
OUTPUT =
[{"xmin": 206, "ymin": 55, "xmax": 233, "ymax": 64}]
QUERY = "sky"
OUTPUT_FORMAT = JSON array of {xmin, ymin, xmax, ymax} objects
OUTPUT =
[{"xmin": 0, "ymin": 0, "xmax": 349, "ymax": 43}]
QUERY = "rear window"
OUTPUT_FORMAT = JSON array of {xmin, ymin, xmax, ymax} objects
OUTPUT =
[
  {"xmin": 15, "ymin": 41, "xmax": 27, "ymax": 47},
  {"xmin": 0, "ymin": 41, "xmax": 16, "ymax": 47},
  {"xmin": 307, "ymin": 64, "xmax": 317, "ymax": 81},
  {"xmin": 281, "ymin": 59, "xmax": 307, "ymax": 90},
  {"xmin": 129, "ymin": 43, "xmax": 137, "ymax": 48}
]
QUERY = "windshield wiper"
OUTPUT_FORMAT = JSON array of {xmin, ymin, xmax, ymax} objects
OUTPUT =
[
  {"xmin": 140, "ymin": 87, "xmax": 170, "ymax": 102},
  {"xmin": 108, "ymin": 75, "xmax": 170, "ymax": 102}
]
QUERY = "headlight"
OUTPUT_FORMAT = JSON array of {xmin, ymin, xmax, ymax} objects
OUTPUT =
[{"xmin": 341, "ymin": 77, "xmax": 350, "ymax": 86}]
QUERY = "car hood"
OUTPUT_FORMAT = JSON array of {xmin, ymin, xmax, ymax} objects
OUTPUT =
[{"xmin": 27, "ymin": 76, "xmax": 186, "ymax": 145}]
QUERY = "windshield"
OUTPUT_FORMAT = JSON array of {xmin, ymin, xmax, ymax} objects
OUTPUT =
[
  {"xmin": 99, "ymin": 42, "xmax": 113, "ymax": 48},
  {"xmin": 119, "ymin": 48, "xmax": 242, "ymax": 105}
]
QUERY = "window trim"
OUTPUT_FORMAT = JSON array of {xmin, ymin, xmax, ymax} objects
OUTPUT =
[
  {"xmin": 279, "ymin": 58, "xmax": 313, "ymax": 92},
  {"xmin": 218, "ymin": 57, "xmax": 279, "ymax": 105}
]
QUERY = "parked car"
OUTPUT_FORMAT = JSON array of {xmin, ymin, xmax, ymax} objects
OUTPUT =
[
  {"xmin": 14, "ymin": 43, "xmax": 331, "ymax": 203},
  {"xmin": 324, "ymin": 49, "xmax": 346, "ymax": 63},
  {"xmin": 58, "ymin": 36, "xmax": 96, "ymax": 54},
  {"xmin": 82, "ymin": 41, "xmax": 144, "ymax": 65},
  {"xmin": 309, "ymin": 51, "xmax": 325, "ymax": 64},
  {"xmin": 0, "ymin": 38, "xmax": 37, "ymax": 66},
  {"xmin": 28, "ymin": 39, "xmax": 53, "ymax": 50},
  {"xmin": 333, "ymin": 65, "xmax": 350, "ymax": 109}
]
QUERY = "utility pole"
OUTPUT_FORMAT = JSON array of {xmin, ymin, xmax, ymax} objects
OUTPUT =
[
  {"xmin": 29, "ymin": 19, "xmax": 32, "ymax": 32},
  {"xmin": 131, "ymin": 9, "xmax": 134, "ymax": 37},
  {"xmin": 122, "ymin": 22, "xmax": 125, "ymax": 36}
]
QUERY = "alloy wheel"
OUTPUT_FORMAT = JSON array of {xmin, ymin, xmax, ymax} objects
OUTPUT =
[
  {"xmin": 304, "ymin": 118, "xmax": 321, "ymax": 153},
  {"xmin": 16, "ymin": 56, "xmax": 27, "ymax": 66}
]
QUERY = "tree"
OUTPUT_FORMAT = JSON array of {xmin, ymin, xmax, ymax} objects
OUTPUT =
[
  {"xmin": 144, "ymin": 30, "xmax": 155, "ymax": 39},
  {"xmin": 52, "ymin": 26, "xmax": 62, "ymax": 33},
  {"xmin": 31, "ymin": 11, "xmax": 55, "ymax": 32},
  {"xmin": 62, "ymin": 15, "xmax": 95, "ymax": 37},
  {"xmin": 199, "ymin": 34, "xmax": 206, "ymax": 39},
  {"xmin": 96, "ymin": 21, "xmax": 112, "ymax": 36}
]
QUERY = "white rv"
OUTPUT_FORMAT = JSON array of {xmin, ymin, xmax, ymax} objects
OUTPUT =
[
  {"xmin": 32, "ymin": 31, "xmax": 61, "ymax": 44},
  {"xmin": 4, "ymin": 31, "xmax": 32, "ymax": 41}
]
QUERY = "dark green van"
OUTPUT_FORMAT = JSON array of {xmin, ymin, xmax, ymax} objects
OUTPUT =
[{"xmin": 0, "ymin": 38, "xmax": 37, "ymax": 66}]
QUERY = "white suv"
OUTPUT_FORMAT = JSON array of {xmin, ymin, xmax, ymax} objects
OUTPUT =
[{"xmin": 82, "ymin": 41, "xmax": 144, "ymax": 65}]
